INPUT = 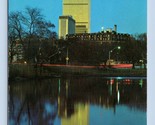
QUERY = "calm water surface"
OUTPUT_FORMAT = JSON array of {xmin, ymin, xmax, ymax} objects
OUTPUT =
[{"xmin": 8, "ymin": 77, "xmax": 146, "ymax": 125}]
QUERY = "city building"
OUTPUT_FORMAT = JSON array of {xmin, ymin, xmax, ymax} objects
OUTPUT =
[
  {"xmin": 9, "ymin": 40, "xmax": 24, "ymax": 63},
  {"xmin": 66, "ymin": 32, "xmax": 131, "ymax": 43},
  {"xmin": 66, "ymin": 25, "xmax": 131, "ymax": 43},
  {"xmin": 63, "ymin": 0, "xmax": 90, "ymax": 33},
  {"xmin": 59, "ymin": 15, "xmax": 75, "ymax": 39}
]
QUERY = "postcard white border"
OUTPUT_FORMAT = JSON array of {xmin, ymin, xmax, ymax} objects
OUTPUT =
[
  {"xmin": 147, "ymin": 0, "xmax": 155, "ymax": 125},
  {"xmin": 0, "ymin": 0, "xmax": 155, "ymax": 124},
  {"xmin": 0, "ymin": 0, "xmax": 7, "ymax": 124}
]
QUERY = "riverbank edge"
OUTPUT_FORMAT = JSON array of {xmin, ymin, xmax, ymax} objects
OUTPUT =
[{"xmin": 9, "ymin": 64, "xmax": 147, "ymax": 81}]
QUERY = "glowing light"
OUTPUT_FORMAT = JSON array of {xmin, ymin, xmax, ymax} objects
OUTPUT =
[
  {"xmin": 118, "ymin": 46, "xmax": 121, "ymax": 49},
  {"xmin": 139, "ymin": 79, "xmax": 143, "ymax": 88},
  {"xmin": 117, "ymin": 77, "xmax": 123, "ymax": 80},
  {"xmin": 117, "ymin": 90, "xmax": 120, "ymax": 104},
  {"xmin": 58, "ymin": 79, "xmax": 61, "ymax": 94}
]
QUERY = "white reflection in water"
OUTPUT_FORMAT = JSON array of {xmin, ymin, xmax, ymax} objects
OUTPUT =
[
  {"xmin": 139, "ymin": 79, "xmax": 143, "ymax": 88},
  {"xmin": 117, "ymin": 90, "xmax": 120, "ymax": 104},
  {"xmin": 58, "ymin": 79, "xmax": 61, "ymax": 94}
]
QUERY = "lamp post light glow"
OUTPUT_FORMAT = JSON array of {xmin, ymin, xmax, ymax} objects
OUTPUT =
[{"xmin": 108, "ymin": 46, "xmax": 121, "ymax": 60}]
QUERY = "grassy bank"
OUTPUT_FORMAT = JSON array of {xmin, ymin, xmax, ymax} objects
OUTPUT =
[
  {"xmin": 44, "ymin": 65, "xmax": 146, "ymax": 77},
  {"xmin": 9, "ymin": 64, "xmax": 146, "ymax": 80},
  {"xmin": 9, "ymin": 64, "xmax": 44, "ymax": 80}
]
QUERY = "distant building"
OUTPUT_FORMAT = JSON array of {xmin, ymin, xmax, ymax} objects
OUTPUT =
[
  {"xmin": 9, "ymin": 41, "xmax": 24, "ymax": 63},
  {"xmin": 106, "ymin": 28, "xmax": 113, "ymax": 33},
  {"xmin": 59, "ymin": 16, "xmax": 75, "ymax": 39},
  {"xmin": 63, "ymin": 0, "xmax": 90, "ymax": 33},
  {"xmin": 66, "ymin": 24, "xmax": 131, "ymax": 43},
  {"xmin": 66, "ymin": 31, "xmax": 131, "ymax": 43}
]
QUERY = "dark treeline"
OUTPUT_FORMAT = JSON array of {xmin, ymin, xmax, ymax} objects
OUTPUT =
[
  {"xmin": 9, "ymin": 7, "xmax": 147, "ymax": 68},
  {"xmin": 58, "ymin": 34, "xmax": 147, "ymax": 67}
]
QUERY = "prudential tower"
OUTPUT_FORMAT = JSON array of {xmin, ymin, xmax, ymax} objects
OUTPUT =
[{"xmin": 63, "ymin": 0, "xmax": 90, "ymax": 34}]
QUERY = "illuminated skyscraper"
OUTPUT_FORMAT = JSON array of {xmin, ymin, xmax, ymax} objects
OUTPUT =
[{"xmin": 63, "ymin": 0, "xmax": 90, "ymax": 33}]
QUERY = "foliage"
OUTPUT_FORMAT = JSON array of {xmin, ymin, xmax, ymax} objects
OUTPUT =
[
  {"xmin": 58, "ymin": 33, "xmax": 147, "ymax": 66},
  {"xmin": 119, "ymin": 33, "xmax": 147, "ymax": 67}
]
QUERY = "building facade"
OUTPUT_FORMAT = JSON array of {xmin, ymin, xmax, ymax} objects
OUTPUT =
[
  {"xmin": 66, "ymin": 24, "xmax": 131, "ymax": 42},
  {"xmin": 66, "ymin": 31, "xmax": 131, "ymax": 43},
  {"xmin": 63, "ymin": 0, "xmax": 90, "ymax": 34},
  {"xmin": 59, "ymin": 16, "xmax": 75, "ymax": 39}
]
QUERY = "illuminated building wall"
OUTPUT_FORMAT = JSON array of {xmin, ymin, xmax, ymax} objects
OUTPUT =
[
  {"xmin": 59, "ymin": 16, "xmax": 75, "ymax": 39},
  {"xmin": 63, "ymin": 0, "xmax": 90, "ymax": 33}
]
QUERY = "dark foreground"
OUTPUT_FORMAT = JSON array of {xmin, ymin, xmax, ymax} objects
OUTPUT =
[
  {"xmin": 8, "ymin": 76, "xmax": 146, "ymax": 125},
  {"xmin": 9, "ymin": 64, "xmax": 146, "ymax": 80}
]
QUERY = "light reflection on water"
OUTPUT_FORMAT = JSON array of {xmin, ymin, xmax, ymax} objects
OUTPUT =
[{"xmin": 8, "ymin": 77, "xmax": 146, "ymax": 125}]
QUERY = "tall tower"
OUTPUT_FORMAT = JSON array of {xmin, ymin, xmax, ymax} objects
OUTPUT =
[{"xmin": 63, "ymin": 0, "xmax": 90, "ymax": 34}]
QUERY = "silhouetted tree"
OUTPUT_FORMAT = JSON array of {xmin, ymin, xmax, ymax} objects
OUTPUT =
[
  {"xmin": 9, "ymin": 7, "xmax": 57, "ymax": 63},
  {"xmin": 9, "ymin": 11, "xmax": 24, "ymax": 43},
  {"xmin": 119, "ymin": 33, "xmax": 147, "ymax": 68}
]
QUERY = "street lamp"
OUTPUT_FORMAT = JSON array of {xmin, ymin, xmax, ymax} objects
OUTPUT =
[
  {"xmin": 109, "ymin": 46, "xmax": 121, "ymax": 60},
  {"xmin": 66, "ymin": 48, "xmax": 69, "ymax": 65}
]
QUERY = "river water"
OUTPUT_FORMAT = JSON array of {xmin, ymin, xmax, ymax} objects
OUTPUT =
[{"xmin": 8, "ymin": 76, "xmax": 146, "ymax": 125}]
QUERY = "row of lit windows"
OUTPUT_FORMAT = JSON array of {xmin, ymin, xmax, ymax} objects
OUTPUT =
[{"xmin": 67, "ymin": 33, "xmax": 130, "ymax": 41}]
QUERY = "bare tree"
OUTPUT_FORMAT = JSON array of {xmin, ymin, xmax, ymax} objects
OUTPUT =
[
  {"xmin": 20, "ymin": 7, "xmax": 55, "ymax": 62},
  {"xmin": 8, "ymin": 12, "xmax": 25, "ymax": 63},
  {"xmin": 9, "ymin": 11, "xmax": 24, "ymax": 43},
  {"xmin": 22, "ymin": 7, "xmax": 55, "ymax": 41},
  {"xmin": 9, "ymin": 7, "xmax": 57, "ymax": 63},
  {"xmin": 8, "ymin": 30, "xmax": 17, "ymax": 63}
]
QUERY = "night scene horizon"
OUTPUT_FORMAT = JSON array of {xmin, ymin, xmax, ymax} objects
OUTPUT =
[{"xmin": 9, "ymin": 0, "xmax": 147, "ymax": 35}]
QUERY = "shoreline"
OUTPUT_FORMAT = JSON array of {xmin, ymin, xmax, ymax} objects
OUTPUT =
[{"xmin": 9, "ymin": 64, "xmax": 147, "ymax": 81}]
